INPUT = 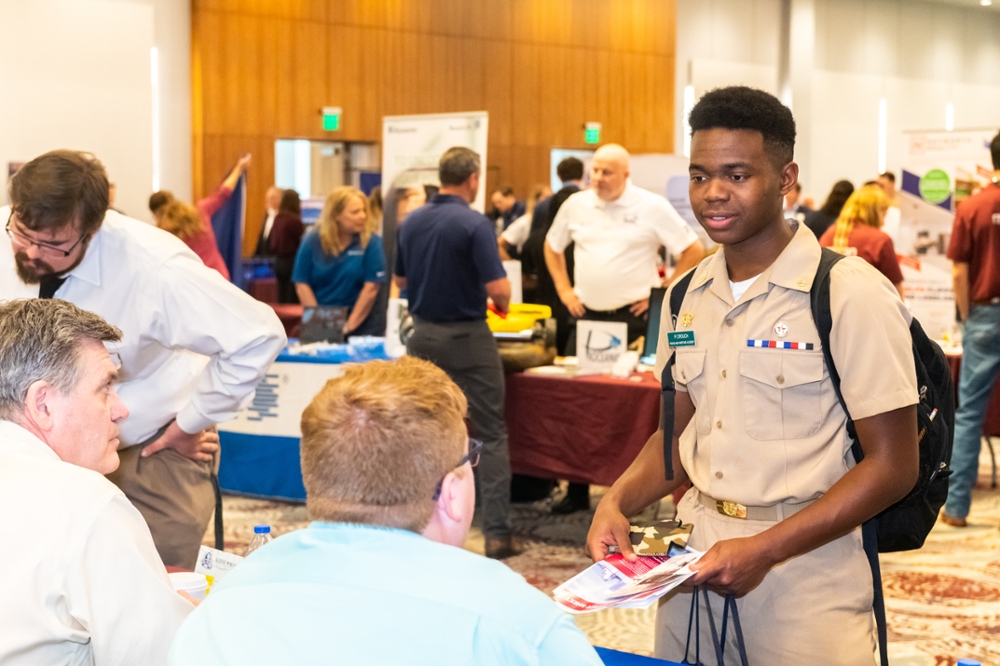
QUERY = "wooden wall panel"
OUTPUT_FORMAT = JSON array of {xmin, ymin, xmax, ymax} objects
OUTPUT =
[{"xmin": 192, "ymin": 0, "xmax": 676, "ymax": 256}]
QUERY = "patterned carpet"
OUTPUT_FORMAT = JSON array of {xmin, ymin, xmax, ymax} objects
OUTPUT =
[{"xmin": 207, "ymin": 451, "xmax": 1000, "ymax": 665}]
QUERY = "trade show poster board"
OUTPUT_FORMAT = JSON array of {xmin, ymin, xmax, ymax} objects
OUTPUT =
[
  {"xmin": 899, "ymin": 129, "xmax": 995, "ymax": 339},
  {"xmin": 381, "ymin": 111, "xmax": 489, "ymax": 213}
]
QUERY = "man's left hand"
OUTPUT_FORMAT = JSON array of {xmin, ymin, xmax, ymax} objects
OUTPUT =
[
  {"xmin": 686, "ymin": 536, "xmax": 775, "ymax": 597},
  {"xmin": 141, "ymin": 421, "xmax": 219, "ymax": 462},
  {"xmin": 629, "ymin": 298, "xmax": 650, "ymax": 317}
]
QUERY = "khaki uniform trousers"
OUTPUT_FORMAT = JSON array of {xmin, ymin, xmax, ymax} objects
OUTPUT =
[
  {"xmin": 106, "ymin": 429, "xmax": 218, "ymax": 570},
  {"xmin": 655, "ymin": 489, "xmax": 877, "ymax": 665}
]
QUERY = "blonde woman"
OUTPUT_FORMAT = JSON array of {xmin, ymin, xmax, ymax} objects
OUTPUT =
[
  {"xmin": 292, "ymin": 186, "xmax": 387, "ymax": 336},
  {"xmin": 820, "ymin": 184, "xmax": 904, "ymax": 298},
  {"xmin": 155, "ymin": 199, "xmax": 230, "ymax": 279}
]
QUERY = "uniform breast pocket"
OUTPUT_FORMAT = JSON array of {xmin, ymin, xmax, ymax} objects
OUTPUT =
[
  {"xmin": 738, "ymin": 350, "xmax": 825, "ymax": 440},
  {"xmin": 675, "ymin": 350, "xmax": 710, "ymax": 434}
]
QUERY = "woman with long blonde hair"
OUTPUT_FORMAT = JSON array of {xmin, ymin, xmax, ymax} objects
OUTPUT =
[
  {"xmin": 820, "ymin": 184, "xmax": 904, "ymax": 298},
  {"xmin": 292, "ymin": 186, "xmax": 387, "ymax": 336}
]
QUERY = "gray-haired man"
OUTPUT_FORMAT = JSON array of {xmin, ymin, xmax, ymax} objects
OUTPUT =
[
  {"xmin": 0, "ymin": 298, "xmax": 193, "ymax": 666},
  {"xmin": 393, "ymin": 147, "xmax": 519, "ymax": 559}
]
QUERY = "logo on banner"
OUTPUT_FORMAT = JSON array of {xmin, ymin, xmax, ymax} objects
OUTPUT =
[
  {"xmin": 577, "ymin": 320, "xmax": 627, "ymax": 375},
  {"xmin": 585, "ymin": 329, "xmax": 623, "ymax": 362}
]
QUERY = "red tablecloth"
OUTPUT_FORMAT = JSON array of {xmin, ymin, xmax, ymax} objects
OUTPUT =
[
  {"xmin": 945, "ymin": 352, "xmax": 1000, "ymax": 437},
  {"xmin": 505, "ymin": 371, "xmax": 660, "ymax": 487},
  {"xmin": 268, "ymin": 303, "xmax": 303, "ymax": 338},
  {"xmin": 248, "ymin": 278, "xmax": 278, "ymax": 303}
]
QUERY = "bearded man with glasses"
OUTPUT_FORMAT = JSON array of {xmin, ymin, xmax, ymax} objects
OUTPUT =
[
  {"xmin": 0, "ymin": 150, "xmax": 286, "ymax": 570},
  {"xmin": 168, "ymin": 356, "xmax": 603, "ymax": 666}
]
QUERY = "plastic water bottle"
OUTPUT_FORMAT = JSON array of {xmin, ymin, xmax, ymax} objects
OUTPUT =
[
  {"xmin": 956, "ymin": 659, "xmax": 981, "ymax": 666},
  {"xmin": 243, "ymin": 525, "xmax": 273, "ymax": 557}
]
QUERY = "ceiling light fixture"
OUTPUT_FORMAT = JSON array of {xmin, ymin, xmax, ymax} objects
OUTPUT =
[{"xmin": 982, "ymin": 0, "xmax": 993, "ymax": 7}]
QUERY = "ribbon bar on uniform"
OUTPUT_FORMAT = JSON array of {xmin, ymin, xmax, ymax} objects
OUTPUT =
[{"xmin": 747, "ymin": 340, "xmax": 814, "ymax": 350}]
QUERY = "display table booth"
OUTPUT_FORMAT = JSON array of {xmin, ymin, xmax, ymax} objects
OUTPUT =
[{"xmin": 218, "ymin": 343, "xmax": 387, "ymax": 501}]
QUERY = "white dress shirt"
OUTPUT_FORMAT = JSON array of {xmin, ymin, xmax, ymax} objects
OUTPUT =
[
  {"xmin": 546, "ymin": 182, "xmax": 699, "ymax": 311},
  {"xmin": 0, "ymin": 208, "xmax": 287, "ymax": 445},
  {"xmin": 500, "ymin": 213, "xmax": 532, "ymax": 252},
  {"xmin": 261, "ymin": 208, "xmax": 277, "ymax": 245},
  {"xmin": 0, "ymin": 421, "xmax": 193, "ymax": 666}
]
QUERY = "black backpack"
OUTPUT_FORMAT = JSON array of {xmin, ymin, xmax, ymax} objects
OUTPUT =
[
  {"xmin": 811, "ymin": 248, "xmax": 954, "ymax": 553},
  {"xmin": 661, "ymin": 248, "xmax": 954, "ymax": 666}
]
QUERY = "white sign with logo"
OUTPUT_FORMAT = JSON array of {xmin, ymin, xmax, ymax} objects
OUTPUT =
[
  {"xmin": 576, "ymin": 321, "xmax": 628, "ymax": 376},
  {"xmin": 381, "ymin": 111, "xmax": 489, "ymax": 212},
  {"xmin": 900, "ymin": 129, "xmax": 995, "ymax": 340},
  {"xmin": 385, "ymin": 297, "xmax": 409, "ymax": 358}
]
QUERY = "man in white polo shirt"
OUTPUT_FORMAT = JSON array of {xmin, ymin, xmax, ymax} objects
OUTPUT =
[{"xmin": 544, "ymin": 144, "xmax": 705, "ymax": 346}]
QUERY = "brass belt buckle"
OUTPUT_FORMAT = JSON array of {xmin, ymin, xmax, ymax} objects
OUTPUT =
[{"xmin": 716, "ymin": 499, "xmax": 748, "ymax": 519}]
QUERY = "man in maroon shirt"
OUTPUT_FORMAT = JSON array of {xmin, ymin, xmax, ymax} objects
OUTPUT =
[{"xmin": 942, "ymin": 131, "xmax": 1000, "ymax": 527}]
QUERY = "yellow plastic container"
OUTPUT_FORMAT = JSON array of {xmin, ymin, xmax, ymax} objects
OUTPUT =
[{"xmin": 486, "ymin": 303, "xmax": 552, "ymax": 333}]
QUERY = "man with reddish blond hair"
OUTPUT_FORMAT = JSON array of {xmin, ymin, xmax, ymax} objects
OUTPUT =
[{"xmin": 169, "ymin": 357, "xmax": 602, "ymax": 666}]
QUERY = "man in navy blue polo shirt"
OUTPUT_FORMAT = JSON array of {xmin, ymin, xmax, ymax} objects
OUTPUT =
[{"xmin": 394, "ymin": 146, "xmax": 518, "ymax": 559}]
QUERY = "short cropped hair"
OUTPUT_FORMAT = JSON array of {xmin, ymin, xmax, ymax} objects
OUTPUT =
[
  {"xmin": 0, "ymin": 299, "xmax": 122, "ymax": 421},
  {"xmin": 9, "ymin": 150, "xmax": 110, "ymax": 236},
  {"xmin": 438, "ymin": 147, "xmax": 481, "ymax": 187},
  {"xmin": 300, "ymin": 357, "xmax": 468, "ymax": 532},
  {"xmin": 689, "ymin": 86, "xmax": 796, "ymax": 167},
  {"xmin": 557, "ymin": 157, "xmax": 585, "ymax": 182},
  {"xmin": 494, "ymin": 185, "xmax": 515, "ymax": 197},
  {"xmin": 991, "ymin": 132, "xmax": 1000, "ymax": 170},
  {"xmin": 879, "ymin": 172, "xmax": 895, "ymax": 184},
  {"xmin": 149, "ymin": 190, "xmax": 174, "ymax": 215}
]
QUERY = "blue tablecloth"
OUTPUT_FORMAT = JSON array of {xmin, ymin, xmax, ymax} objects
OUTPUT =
[
  {"xmin": 218, "ymin": 339, "xmax": 392, "ymax": 501},
  {"xmin": 595, "ymin": 647, "xmax": 682, "ymax": 665}
]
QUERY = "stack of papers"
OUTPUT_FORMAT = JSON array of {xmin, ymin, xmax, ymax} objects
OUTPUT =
[{"xmin": 554, "ymin": 519, "xmax": 702, "ymax": 614}]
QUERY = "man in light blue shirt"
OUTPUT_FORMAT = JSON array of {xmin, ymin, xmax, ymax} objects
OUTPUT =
[{"xmin": 169, "ymin": 357, "xmax": 602, "ymax": 666}]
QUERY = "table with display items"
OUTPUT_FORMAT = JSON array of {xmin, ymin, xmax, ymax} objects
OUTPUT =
[{"xmin": 504, "ymin": 370, "xmax": 662, "ymax": 487}]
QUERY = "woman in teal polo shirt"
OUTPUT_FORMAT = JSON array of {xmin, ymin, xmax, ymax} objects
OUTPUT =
[{"xmin": 293, "ymin": 186, "xmax": 387, "ymax": 336}]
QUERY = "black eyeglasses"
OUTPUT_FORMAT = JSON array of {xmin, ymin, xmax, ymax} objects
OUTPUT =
[
  {"xmin": 432, "ymin": 438, "xmax": 483, "ymax": 500},
  {"xmin": 6, "ymin": 211, "xmax": 88, "ymax": 258}
]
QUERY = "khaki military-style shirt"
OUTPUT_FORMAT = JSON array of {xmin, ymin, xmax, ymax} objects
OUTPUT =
[{"xmin": 655, "ymin": 222, "xmax": 918, "ymax": 507}]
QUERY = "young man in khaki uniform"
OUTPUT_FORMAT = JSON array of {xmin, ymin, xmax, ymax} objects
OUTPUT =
[{"xmin": 586, "ymin": 87, "xmax": 919, "ymax": 664}]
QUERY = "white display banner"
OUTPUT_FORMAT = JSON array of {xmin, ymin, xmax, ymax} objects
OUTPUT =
[
  {"xmin": 577, "ymin": 321, "xmax": 628, "ymax": 376},
  {"xmin": 899, "ymin": 129, "xmax": 995, "ymax": 340},
  {"xmin": 220, "ymin": 361, "xmax": 345, "ymax": 438},
  {"xmin": 382, "ymin": 111, "xmax": 489, "ymax": 212},
  {"xmin": 503, "ymin": 260, "xmax": 522, "ymax": 304}
]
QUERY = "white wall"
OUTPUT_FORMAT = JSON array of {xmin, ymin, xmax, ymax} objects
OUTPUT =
[
  {"xmin": 0, "ymin": 0, "xmax": 190, "ymax": 222},
  {"xmin": 675, "ymin": 0, "xmax": 1000, "ymax": 206}
]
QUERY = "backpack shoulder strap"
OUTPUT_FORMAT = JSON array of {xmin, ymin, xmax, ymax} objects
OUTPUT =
[
  {"xmin": 662, "ymin": 269, "xmax": 696, "ymax": 480},
  {"xmin": 809, "ymin": 248, "xmax": 889, "ymax": 666},
  {"xmin": 809, "ymin": 248, "xmax": 855, "ymax": 447}
]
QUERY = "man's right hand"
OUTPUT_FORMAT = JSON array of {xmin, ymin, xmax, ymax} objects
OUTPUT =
[
  {"xmin": 141, "ymin": 421, "xmax": 220, "ymax": 462},
  {"xmin": 585, "ymin": 497, "xmax": 636, "ymax": 562},
  {"xmin": 558, "ymin": 287, "xmax": 586, "ymax": 318}
]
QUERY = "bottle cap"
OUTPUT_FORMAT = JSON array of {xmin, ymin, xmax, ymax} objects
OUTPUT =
[{"xmin": 254, "ymin": 525, "xmax": 271, "ymax": 534}]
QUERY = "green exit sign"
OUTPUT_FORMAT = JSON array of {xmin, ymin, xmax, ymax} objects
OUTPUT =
[
  {"xmin": 322, "ymin": 106, "xmax": 342, "ymax": 131},
  {"xmin": 584, "ymin": 122, "xmax": 601, "ymax": 144}
]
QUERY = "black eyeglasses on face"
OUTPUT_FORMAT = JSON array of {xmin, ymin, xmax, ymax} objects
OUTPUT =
[
  {"xmin": 6, "ymin": 212, "xmax": 87, "ymax": 258},
  {"xmin": 432, "ymin": 438, "xmax": 483, "ymax": 501}
]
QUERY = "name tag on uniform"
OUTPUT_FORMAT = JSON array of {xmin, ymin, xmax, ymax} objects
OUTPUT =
[{"xmin": 667, "ymin": 331, "xmax": 696, "ymax": 348}]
